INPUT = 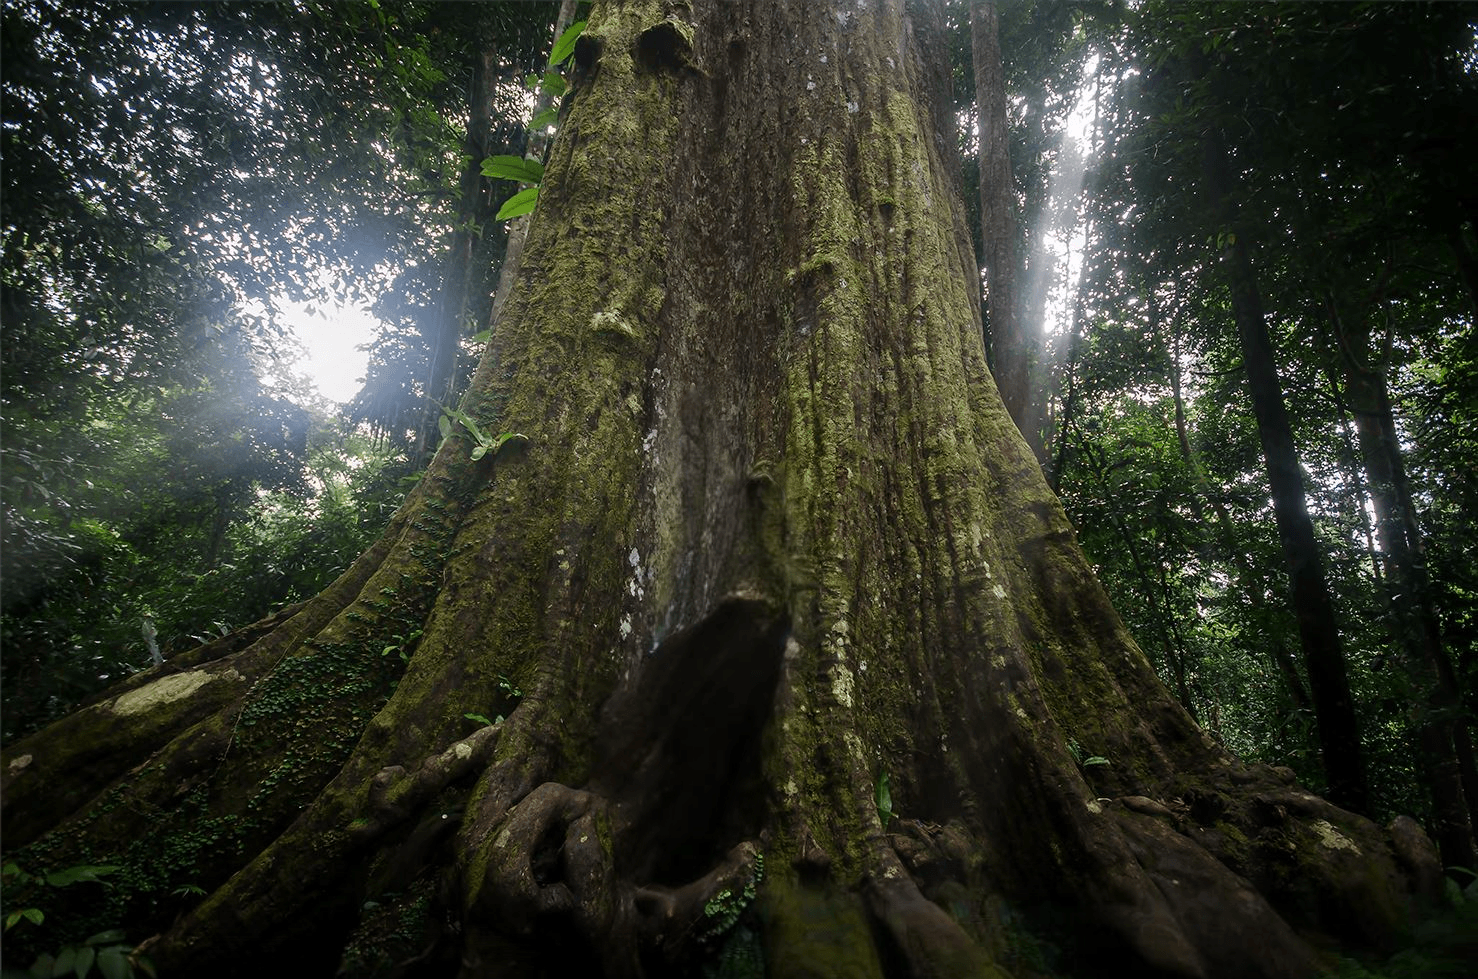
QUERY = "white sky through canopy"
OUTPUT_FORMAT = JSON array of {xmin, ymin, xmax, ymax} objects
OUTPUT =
[{"xmin": 284, "ymin": 300, "xmax": 376, "ymax": 405}]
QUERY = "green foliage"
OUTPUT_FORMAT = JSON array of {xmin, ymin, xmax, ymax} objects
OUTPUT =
[
  {"xmin": 1319, "ymin": 899, "xmax": 1478, "ymax": 979},
  {"xmin": 698, "ymin": 854, "xmax": 764, "ymax": 947},
  {"xmin": 464, "ymin": 675, "xmax": 523, "ymax": 727},
  {"xmin": 481, "ymin": 155, "xmax": 546, "ymax": 185},
  {"xmin": 549, "ymin": 19, "xmax": 587, "ymax": 69},
  {"xmin": 380, "ymin": 629, "xmax": 423, "ymax": 664},
  {"xmin": 494, "ymin": 187, "xmax": 542, "ymax": 222},
  {"xmin": 702, "ymin": 924, "xmax": 765, "ymax": 979},
  {"xmin": 1066, "ymin": 741, "xmax": 1109, "ymax": 769},
  {"xmin": 3, "ymin": 861, "xmax": 121, "ymax": 931},
  {"xmin": 435, "ymin": 403, "xmax": 527, "ymax": 462},
  {"xmin": 485, "ymin": 19, "xmax": 587, "ymax": 222},
  {"xmin": 0, "ymin": 863, "xmax": 151, "ymax": 979},
  {"xmin": 2, "ymin": 928, "xmax": 153, "ymax": 979},
  {"xmin": 874, "ymin": 771, "xmax": 893, "ymax": 826},
  {"xmin": 1046, "ymin": 0, "xmax": 1478, "ymax": 827},
  {"xmin": 2, "ymin": 422, "xmax": 406, "ymax": 742}
]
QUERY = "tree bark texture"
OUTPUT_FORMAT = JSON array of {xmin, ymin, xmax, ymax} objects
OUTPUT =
[
  {"xmin": 1, "ymin": 4, "xmax": 1440, "ymax": 978},
  {"xmin": 1199, "ymin": 131, "xmax": 1372, "ymax": 815}
]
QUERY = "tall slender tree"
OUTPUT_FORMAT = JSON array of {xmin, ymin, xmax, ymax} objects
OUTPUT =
[
  {"xmin": 1197, "ymin": 126, "xmax": 1370, "ymax": 813},
  {"xmin": 971, "ymin": 0, "xmax": 1033, "ymax": 452}
]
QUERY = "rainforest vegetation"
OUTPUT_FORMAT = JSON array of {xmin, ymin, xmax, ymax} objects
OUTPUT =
[{"xmin": 2, "ymin": 2, "xmax": 1475, "ymax": 977}]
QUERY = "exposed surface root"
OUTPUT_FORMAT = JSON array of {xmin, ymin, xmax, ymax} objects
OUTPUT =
[
  {"xmin": 463, "ymin": 775, "xmax": 769, "ymax": 978},
  {"xmin": 351, "ymin": 723, "xmax": 503, "ymax": 844}
]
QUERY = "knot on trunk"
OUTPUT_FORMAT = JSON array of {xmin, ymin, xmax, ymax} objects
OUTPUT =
[{"xmin": 475, "ymin": 781, "xmax": 616, "ymax": 938}]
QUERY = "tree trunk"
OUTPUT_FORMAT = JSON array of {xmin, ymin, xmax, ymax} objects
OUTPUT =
[
  {"xmin": 1449, "ymin": 223, "xmax": 1478, "ymax": 326},
  {"xmin": 1170, "ymin": 325, "xmax": 1312, "ymax": 718},
  {"xmin": 1199, "ymin": 131, "xmax": 1371, "ymax": 815},
  {"xmin": 971, "ymin": 0, "xmax": 1036, "ymax": 454},
  {"xmin": 1326, "ymin": 290, "xmax": 1478, "ymax": 870},
  {"xmin": 413, "ymin": 25, "xmax": 504, "ymax": 464},
  {"xmin": 2, "ymin": 4, "xmax": 1439, "ymax": 978}
]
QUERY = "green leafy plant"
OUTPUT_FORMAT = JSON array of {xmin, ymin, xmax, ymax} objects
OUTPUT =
[
  {"xmin": 1, "ymin": 865, "xmax": 152, "ymax": 978},
  {"xmin": 484, "ymin": 19, "xmax": 586, "ymax": 221},
  {"xmin": 875, "ymin": 771, "xmax": 893, "ymax": 826},
  {"xmin": 3, "ymin": 863, "xmax": 120, "ymax": 931},
  {"xmin": 434, "ymin": 403, "xmax": 526, "ymax": 462},
  {"xmin": 699, "ymin": 853, "xmax": 764, "ymax": 944},
  {"xmin": 380, "ymin": 628, "xmax": 423, "ymax": 664},
  {"xmin": 481, "ymin": 156, "xmax": 544, "ymax": 220},
  {"xmin": 548, "ymin": 19, "xmax": 585, "ymax": 72},
  {"xmin": 1067, "ymin": 741, "xmax": 1110, "ymax": 769},
  {"xmin": 1443, "ymin": 866, "xmax": 1478, "ymax": 907},
  {"xmin": 463, "ymin": 675, "xmax": 524, "ymax": 727},
  {"xmin": 18, "ymin": 929, "xmax": 154, "ymax": 979}
]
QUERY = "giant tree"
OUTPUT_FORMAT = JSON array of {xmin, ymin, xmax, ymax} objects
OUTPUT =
[{"xmin": 1, "ymin": 3, "xmax": 1443, "ymax": 978}]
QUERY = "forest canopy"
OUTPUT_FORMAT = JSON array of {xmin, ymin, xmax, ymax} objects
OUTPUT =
[{"xmin": 2, "ymin": 1, "xmax": 1476, "ymax": 977}]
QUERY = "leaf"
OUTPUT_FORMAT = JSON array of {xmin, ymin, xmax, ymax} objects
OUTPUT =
[
  {"xmin": 539, "ymin": 70, "xmax": 568, "ymax": 98},
  {"xmin": 50, "ymin": 947, "xmax": 76, "ymax": 979},
  {"xmin": 464, "ymin": 712, "xmax": 493, "ymax": 726},
  {"xmin": 434, "ymin": 402, "xmax": 489, "ymax": 445},
  {"xmin": 470, "ymin": 444, "xmax": 487, "ymax": 461},
  {"xmin": 549, "ymin": 20, "xmax": 586, "ymax": 67},
  {"xmin": 5, "ymin": 907, "xmax": 43, "ymax": 930},
  {"xmin": 72, "ymin": 946, "xmax": 95, "ymax": 979},
  {"xmin": 460, "ymin": 418, "xmax": 488, "ymax": 446},
  {"xmin": 529, "ymin": 107, "xmax": 559, "ymax": 132},
  {"xmin": 437, "ymin": 414, "xmax": 451, "ymax": 440},
  {"xmin": 44, "ymin": 866, "xmax": 119, "ymax": 887},
  {"xmin": 470, "ymin": 329, "xmax": 491, "ymax": 344},
  {"xmin": 83, "ymin": 931, "xmax": 126, "ymax": 946},
  {"xmin": 1083, "ymin": 756, "xmax": 1111, "ymax": 767},
  {"xmin": 875, "ymin": 772, "xmax": 893, "ymax": 826},
  {"xmin": 496, "ymin": 187, "xmax": 540, "ymax": 221},
  {"xmin": 94, "ymin": 948, "xmax": 130, "ymax": 979},
  {"xmin": 492, "ymin": 433, "xmax": 529, "ymax": 461},
  {"xmin": 480, "ymin": 155, "xmax": 544, "ymax": 185}
]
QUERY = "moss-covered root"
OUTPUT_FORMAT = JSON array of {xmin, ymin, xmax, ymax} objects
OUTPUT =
[
  {"xmin": 1058, "ymin": 771, "xmax": 1440, "ymax": 979},
  {"xmin": 864, "ymin": 874, "xmax": 1013, "ymax": 979},
  {"xmin": 1094, "ymin": 808, "xmax": 1322, "ymax": 979},
  {"xmin": 459, "ymin": 778, "xmax": 770, "ymax": 978},
  {"xmin": 0, "ymin": 453, "xmax": 460, "ymax": 850}
]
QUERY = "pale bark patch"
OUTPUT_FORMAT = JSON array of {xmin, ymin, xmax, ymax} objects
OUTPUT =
[
  {"xmin": 1311, "ymin": 818, "xmax": 1361, "ymax": 854},
  {"xmin": 109, "ymin": 669, "xmax": 232, "ymax": 716}
]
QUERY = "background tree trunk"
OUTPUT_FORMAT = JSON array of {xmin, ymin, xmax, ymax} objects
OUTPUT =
[
  {"xmin": 1, "ymin": 3, "xmax": 1439, "ymax": 978},
  {"xmin": 1199, "ymin": 129, "xmax": 1371, "ymax": 814},
  {"xmin": 412, "ymin": 18, "xmax": 505, "ymax": 465},
  {"xmin": 1327, "ymin": 289, "xmax": 1477, "ymax": 869},
  {"xmin": 971, "ymin": 0, "xmax": 1037, "ymax": 455}
]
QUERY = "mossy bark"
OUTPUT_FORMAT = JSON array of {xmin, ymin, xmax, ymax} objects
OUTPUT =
[{"xmin": 1, "ymin": 3, "xmax": 1442, "ymax": 978}]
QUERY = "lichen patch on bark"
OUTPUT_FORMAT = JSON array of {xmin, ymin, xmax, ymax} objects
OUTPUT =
[{"xmin": 108, "ymin": 669, "xmax": 227, "ymax": 716}]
